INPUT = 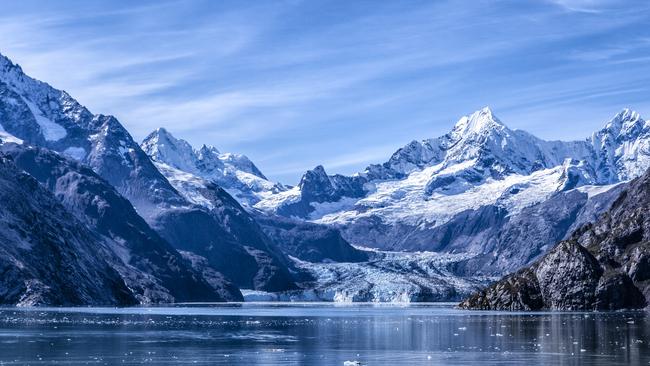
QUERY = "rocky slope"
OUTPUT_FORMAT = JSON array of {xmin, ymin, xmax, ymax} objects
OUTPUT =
[
  {"xmin": 252, "ymin": 212, "xmax": 369, "ymax": 264},
  {"xmin": 0, "ymin": 153, "xmax": 137, "ymax": 306},
  {"xmin": 0, "ymin": 52, "xmax": 297, "ymax": 293},
  {"xmin": 459, "ymin": 168, "xmax": 650, "ymax": 310},
  {"xmin": 0, "ymin": 140, "xmax": 241, "ymax": 302}
]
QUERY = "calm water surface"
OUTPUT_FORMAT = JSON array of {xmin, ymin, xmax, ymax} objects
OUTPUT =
[{"xmin": 0, "ymin": 303, "xmax": 647, "ymax": 365}]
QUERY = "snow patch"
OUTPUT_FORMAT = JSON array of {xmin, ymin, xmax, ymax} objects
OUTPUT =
[
  {"xmin": 21, "ymin": 97, "xmax": 67, "ymax": 141},
  {"xmin": 0, "ymin": 130, "xmax": 23, "ymax": 145},
  {"xmin": 62, "ymin": 147, "xmax": 86, "ymax": 161}
]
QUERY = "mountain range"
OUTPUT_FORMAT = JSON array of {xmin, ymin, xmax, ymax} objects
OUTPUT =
[{"xmin": 0, "ymin": 51, "xmax": 648, "ymax": 307}]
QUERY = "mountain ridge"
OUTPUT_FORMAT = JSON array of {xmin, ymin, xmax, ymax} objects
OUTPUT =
[{"xmin": 0, "ymin": 51, "xmax": 299, "ymax": 297}]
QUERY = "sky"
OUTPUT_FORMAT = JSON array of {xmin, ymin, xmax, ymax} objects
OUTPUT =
[{"xmin": 1, "ymin": 0, "xmax": 650, "ymax": 183}]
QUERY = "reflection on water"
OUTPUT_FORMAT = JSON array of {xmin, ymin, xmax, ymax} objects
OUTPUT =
[{"xmin": 0, "ymin": 303, "xmax": 647, "ymax": 365}]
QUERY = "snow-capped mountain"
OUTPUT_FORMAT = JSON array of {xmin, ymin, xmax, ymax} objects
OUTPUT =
[
  {"xmin": 257, "ymin": 107, "xmax": 650, "ymax": 220},
  {"xmin": 137, "ymin": 134, "xmax": 367, "ymax": 264},
  {"xmin": 141, "ymin": 127, "xmax": 286, "ymax": 206},
  {"xmin": 0, "ymin": 52, "xmax": 298, "ymax": 297},
  {"xmin": 251, "ymin": 107, "xmax": 650, "ymax": 276}
]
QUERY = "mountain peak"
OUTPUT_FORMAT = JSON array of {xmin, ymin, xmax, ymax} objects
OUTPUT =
[
  {"xmin": 154, "ymin": 127, "xmax": 171, "ymax": 136},
  {"xmin": 299, "ymin": 165, "xmax": 328, "ymax": 185},
  {"xmin": 610, "ymin": 108, "xmax": 641, "ymax": 125},
  {"xmin": 199, "ymin": 144, "xmax": 220, "ymax": 156},
  {"xmin": 141, "ymin": 128, "xmax": 197, "ymax": 172},
  {"xmin": 312, "ymin": 165, "xmax": 327, "ymax": 174},
  {"xmin": 451, "ymin": 106, "xmax": 507, "ymax": 138},
  {"xmin": 600, "ymin": 108, "xmax": 645, "ymax": 139},
  {"xmin": 0, "ymin": 52, "xmax": 22, "ymax": 75}
]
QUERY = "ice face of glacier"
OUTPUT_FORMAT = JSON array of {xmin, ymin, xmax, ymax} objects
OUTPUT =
[{"xmin": 246, "ymin": 250, "xmax": 494, "ymax": 303}]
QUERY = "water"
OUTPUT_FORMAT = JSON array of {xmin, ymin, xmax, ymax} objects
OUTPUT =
[{"xmin": 0, "ymin": 303, "xmax": 647, "ymax": 365}]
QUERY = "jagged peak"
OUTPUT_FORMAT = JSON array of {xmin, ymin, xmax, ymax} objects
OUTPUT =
[
  {"xmin": 141, "ymin": 127, "xmax": 197, "ymax": 173},
  {"xmin": 300, "ymin": 165, "xmax": 328, "ymax": 180},
  {"xmin": 451, "ymin": 106, "xmax": 508, "ymax": 138},
  {"xmin": 154, "ymin": 126, "xmax": 171, "ymax": 135},
  {"xmin": 608, "ymin": 108, "xmax": 642, "ymax": 125},
  {"xmin": 198, "ymin": 144, "xmax": 220, "ymax": 156},
  {"xmin": 600, "ymin": 108, "xmax": 646, "ymax": 137},
  {"xmin": 0, "ymin": 52, "xmax": 21, "ymax": 74},
  {"xmin": 311, "ymin": 165, "xmax": 328, "ymax": 175},
  {"xmin": 144, "ymin": 128, "xmax": 221, "ymax": 158},
  {"xmin": 299, "ymin": 165, "xmax": 332, "ymax": 192},
  {"xmin": 144, "ymin": 127, "xmax": 182, "ymax": 146}
]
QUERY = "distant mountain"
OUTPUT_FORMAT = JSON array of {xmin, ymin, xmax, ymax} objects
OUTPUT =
[
  {"xmin": 140, "ymin": 128, "xmax": 498, "ymax": 302},
  {"xmin": 141, "ymin": 128, "xmax": 369, "ymax": 262},
  {"xmin": 142, "ymin": 128, "xmax": 286, "ymax": 206},
  {"xmin": 0, "ymin": 52, "xmax": 297, "ymax": 294},
  {"xmin": 460, "ymin": 166, "xmax": 650, "ymax": 311},
  {"xmin": 251, "ymin": 107, "xmax": 650, "ymax": 276}
]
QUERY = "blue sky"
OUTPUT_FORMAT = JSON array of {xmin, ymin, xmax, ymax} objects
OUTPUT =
[{"xmin": 1, "ymin": 0, "xmax": 650, "ymax": 183}]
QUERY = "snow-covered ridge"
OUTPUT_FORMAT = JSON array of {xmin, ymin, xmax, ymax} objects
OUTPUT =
[
  {"xmin": 254, "ymin": 107, "xmax": 649, "ymax": 222},
  {"xmin": 138, "ymin": 105, "xmax": 650, "ymax": 253},
  {"xmin": 141, "ymin": 128, "xmax": 286, "ymax": 206},
  {"xmin": 0, "ymin": 53, "xmax": 86, "ymax": 145}
]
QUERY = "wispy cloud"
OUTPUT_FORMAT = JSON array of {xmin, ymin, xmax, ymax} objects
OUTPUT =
[{"xmin": 548, "ymin": 0, "xmax": 620, "ymax": 13}]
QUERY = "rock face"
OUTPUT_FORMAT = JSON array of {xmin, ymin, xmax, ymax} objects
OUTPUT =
[
  {"xmin": 0, "ymin": 142, "xmax": 240, "ymax": 303},
  {"xmin": 0, "ymin": 52, "xmax": 297, "ymax": 294},
  {"xmin": 0, "ymin": 155, "xmax": 136, "ymax": 306},
  {"xmin": 253, "ymin": 213, "xmax": 369, "ymax": 264},
  {"xmin": 460, "ymin": 168, "xmax": 650, "ymax": 310},
  {"xmin": 129, "ymin": 156, "xmax": 298, "ymax": 292},
  {"xmin": 151, "ymin": 182, "xmax": 297, "ymax": 292}
]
